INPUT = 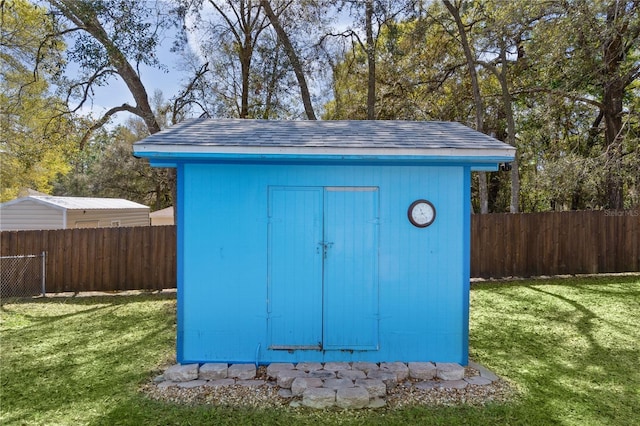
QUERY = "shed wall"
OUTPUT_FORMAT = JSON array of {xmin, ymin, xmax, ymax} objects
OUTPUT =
[
  {"xmin": 178, "ymin": 162, "xmax": 469, "ymax": 365},
  {"xmin": 66, "ymin": 209, "xmax": 150, "ymax": 228},
  {"xmin": 151, "ymin": 216, "xmax": 174, "ymax": 226},
  {"xmin": 0, "ymin": 199, "xmax": 64, "ymax": 231}
]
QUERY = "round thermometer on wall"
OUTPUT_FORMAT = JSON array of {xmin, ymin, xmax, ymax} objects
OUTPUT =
[{"xmin": 408, "ymin": 199, "xmax": 436, "ymax": 228}]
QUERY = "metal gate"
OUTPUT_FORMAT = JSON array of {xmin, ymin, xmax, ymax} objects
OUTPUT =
[{"xmin": 0, "ymin": 252, "xmax": 46, "ymax": 300}]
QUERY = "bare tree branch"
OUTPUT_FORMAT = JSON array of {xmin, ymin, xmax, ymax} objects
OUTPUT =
[
  {"xmin": 512, "ymin": 87, "xmax": 604, "ymax": 110},
  {"xmin": 47, "ymin": 0, "xmax": 162, "ymax": 136},
  {"xmin": 261, "ymin": 0, "xmax": 316, "ymax": 120},
  {"xmin": 171, "ymin": 62, "xmax": 210, "ymax": 124},
  {"xmin": 66, "ymin": 68, "xmax": 117, "ymax": 113},
  {"xmin": 79, "ymin": 103, "xmax": 141, "ymax": 148}
]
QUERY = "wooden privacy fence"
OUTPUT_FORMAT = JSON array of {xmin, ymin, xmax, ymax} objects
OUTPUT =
[
  {"xmin": 0, "ymin": 226, "xmax": 176, "ymax": 293},
  {"xmin": 0, "ymin": 210, "xmax": 638, "ymax": 293},
  {"xmin": 471, "ymin": 210, "xmax": 639, "ymax": 278}
]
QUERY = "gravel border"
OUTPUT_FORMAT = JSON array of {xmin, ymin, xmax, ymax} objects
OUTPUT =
[{"xmin": 141, "ymin": 365, "xmax": 516, "ymax": 410}]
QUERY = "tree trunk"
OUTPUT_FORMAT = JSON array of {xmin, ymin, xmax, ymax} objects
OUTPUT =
[
  {"xmin": 263, "ymin": 42, "xmax": 281, "ymax": 119},
  {"xmin": 498, "ymin": 45, "xmax": 520, "ymax": 213},
  {"xmin": 602, "ymin": 84, "xmax": 624, "ymax": 209},
  {"xmin": 443, "ymin": 0, "xmax": 488, "ymax": 213},
  {"xmin": 110, "ymin": 50, "xmax": 161, "ymax": 134},
  {"xmin": 50, "ymin": 0, "xmax": 161, "ymax": 136},
  {"xmin": 365, "ymin": 0, "xmax": 375, "ymax": 120},
  {"xmin": 601, "ymin": 2, "xmax": 626, "ymax": 209},
  {"xmin": 261, "ymin": 0, "xmax": 316, "ymax": 120},
  {"xmin": 240, "ymin": 46, "xmax": 252, "ymax": 118}
]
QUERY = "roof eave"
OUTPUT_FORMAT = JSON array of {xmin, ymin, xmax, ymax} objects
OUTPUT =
[
  {"xmin": 135, "ymin": 143, "xmax": 514, "ymax": 156},
  {"xmin": 134, "ymin": 145, "xmax": 515, "ymax": 168}
]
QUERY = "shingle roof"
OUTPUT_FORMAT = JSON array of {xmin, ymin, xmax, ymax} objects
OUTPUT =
[
  {"xmin": 133, "ymin": 119, "xmax": 515, "ymax": 159},
  {"xmin": 1, "ymin": 196, "xmax": 149, "ymax": 210}
]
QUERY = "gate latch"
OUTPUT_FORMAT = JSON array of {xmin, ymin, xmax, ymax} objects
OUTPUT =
[{"xmin": 317, "ymin": 241, "xmax": 333, "ymax": 259}]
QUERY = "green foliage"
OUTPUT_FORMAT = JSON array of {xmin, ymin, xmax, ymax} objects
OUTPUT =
[
  {"xmin": 324, "ymin": 16, "xmax": 467, "ymax": 121},
  {"xmin": 5, "ymin": 0, "xmax": 639, "ymax": 210},
  {"xmin": 54, "ymin": 0, "xmax": 172, "ymax": 94},
  {"xmin": 515, "ymin": 0, "xmax": 640, "ymax": 209},
  {"xmin": 65, "ymin": 0, "xmax": 165, "ymax": 72},
  {"xmin": 1, "ymin": 276, "xmax": 639, "ymax": 425},
  {"xmin": 325, "ymin": 0, "xmax": 639, "ymax": 211},
  {"xmin": 0, "ymin": 0, "xmax": 81, "ymax": 202},
  {"xmin": 54, "ymin": 119, "xmax": 173, "ymax": 210}
]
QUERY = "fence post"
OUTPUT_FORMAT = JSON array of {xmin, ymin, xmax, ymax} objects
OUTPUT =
[{"xmin": 41, "ymin": 251, "xmax": 46, "ymax": 297}]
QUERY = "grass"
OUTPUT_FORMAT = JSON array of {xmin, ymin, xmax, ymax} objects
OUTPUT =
[{"xmin": 1, "ymin": 275, "xmax": 639, "ymax": 425}]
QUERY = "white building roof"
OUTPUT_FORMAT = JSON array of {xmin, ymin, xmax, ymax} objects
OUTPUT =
[
  {"xmin": 150, "ymin": 206, "xmax": 174, "ymax": 218},
  {"xmin": 1, "ymin": 196, "xmax": 149, "ymax": 211}
]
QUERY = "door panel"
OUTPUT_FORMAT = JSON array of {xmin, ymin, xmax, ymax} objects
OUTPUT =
[
  {"xmin": 323, "ymin": 187, "xmax": 379, "ymax": 350},
  {"xmin": 268, "ymin": 187, "xmax": 323, "ymax": 349},
  {"xmin": 268, "ymin": 186, "xmax": 379, "ymax": 351}
]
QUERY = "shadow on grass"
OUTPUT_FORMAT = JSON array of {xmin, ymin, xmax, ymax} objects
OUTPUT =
[
  {"xmin": 3, "ymin": 279, "xmax": 638, "ymax": 425},
  {"xmin": 470, "ymin": 277, "xmax": 640, "ymax": 425},
  {"xmin": 91, "ymin": 395, "xmax": 556, "ymax": 426},
  {"xmin": 1, "ymin": 294, "xmax": 176, "ymax": 425},
  {"xmin": 0, "ymin": 292, "xmax": 176, "ymax": 323}
]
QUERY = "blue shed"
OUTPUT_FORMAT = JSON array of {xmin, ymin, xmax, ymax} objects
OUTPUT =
[{"xmin": 134, "ymin": 119, "xmax": 515, "ymax": 366}]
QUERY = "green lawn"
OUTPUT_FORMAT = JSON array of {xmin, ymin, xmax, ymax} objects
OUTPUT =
[{"xmin": 1, "ymin": 275, "xmax": 638, "ymax": 425}]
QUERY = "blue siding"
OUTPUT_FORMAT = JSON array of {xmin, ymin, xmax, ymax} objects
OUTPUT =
[
  {"xmin": 176, "ymin": 164, "xmax": 185, "ymax": 363},
  {"xmin": 268, "ymin": 187, "xmax": 323, "ymax": 349},
  {"xmin": 266, "ymin": 187, "xmax": 379, "ymax": 352},
  {"xmin": 178, "ymin": 163, "xmax": 467, "ymax": 364},
  {"xmin": 461, "ymin": 166, "xmax": 472, "ymax": 364},
  {"xmin": 323, "ymin": 187, "xmax": 379, "ymax": 350}
]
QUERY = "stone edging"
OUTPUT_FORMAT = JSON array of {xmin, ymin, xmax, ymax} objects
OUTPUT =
[{"xmin": 154, "ymin": 361, "xmax": 500, "ymax": 409}]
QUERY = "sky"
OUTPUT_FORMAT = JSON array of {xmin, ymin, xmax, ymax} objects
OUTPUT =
[
  {"xmin": 76, "ymin": 36, "xmax": 186, "ymax": 126},
  {"xmin": 76, "ymin": 2, "xmax": 354, "ymax": 127},
  {"xmin": 77, "ymin": 2, "xmax": 224, "ymax": 126}
]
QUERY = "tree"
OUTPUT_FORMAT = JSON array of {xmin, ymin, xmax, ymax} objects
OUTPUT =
[
  {"xmin": 182, "ymin": 0, "xmax": 286, "ymax": 118},
  {"xmin": 46, "ymin": 0, "xmax": 170, "ymax": 141},
  {"xmin": 54, "ymin": 119, "xmax": 173, "ymax": 210},
  {"xmin": 323, "ymin": 15, "xmax": 466, "ymax": 120},
  {"xmin": 260, "ymin": 0, "xmax": 316, "ymax": 119},
  {"xmin": 523, "ymin": 0, "xmax": 640, "ymax": 209},
  {"xmin": 44, "ymin": 0, "xmax": 194, "ymax": 215},
  {"xmin": 0, "ymin": 0, "xmax": 81, "ymax": 201},
  {"xmin": 441, "ymin": 0, "xmax": 490, "ymax": 213},
  {"xmin": 322, "ymin": 0, "xmax": 416, "ymax": 120},
  {"xmin": 469, "ymin": 0, "xmax": 549, "ymax": 213},
  {"xmin": 181, "ymin": 0, "xmax": 328, "ymax": 119},
  {"xmin": 195, "ymin": 0, "xmax": 268, "ymax": 118}
]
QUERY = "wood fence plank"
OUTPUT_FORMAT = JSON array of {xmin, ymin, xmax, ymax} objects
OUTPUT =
[
  {"xmin": 61, "ymin": 229, "xmax": 72, "ymax": 292},
  {"xmin": 131, "ymin": 227, "xmax": 143, "ymax": 290},
  {"xmin": 108, "ymin": 227, "xmax": 119, "ymax": 290},
  {"xmin": 603, "ymin": 212, "xmax": 615, "ymax": 272},
  {"xmin": 47, "ymin": 230, "xmax": 60, "ymax": 292},
  {"xmin": 93, "ymin": 228, "xmax": 105, "ymax": 290},
  {"xmin": 480, "ymin": 213, "xmax": 491, "ymax": 277},
  {"xmin": 1, "ymin": 211, "xmax": 638, "ymax": 289},
  {"xmin": 116, "ymin": 228, "xmax": 127, "ymax": 290},
  {"xmin": 82, "ymin": 227, "xmax": 93, "ymax": 291},
  {"xmin": 470, "ymin": 215, "xmax": 478, "ymax": 277},
  {"xmin": 168, "ymin": 225, "xmax": 177, "ymax": 288},
  {"xmin": 142, "ymin": 226, "xmax": 153, "ymax": 289},
  {"xmin": 632, "ymin": 213, "xmax": 640, "ymax": 271}
]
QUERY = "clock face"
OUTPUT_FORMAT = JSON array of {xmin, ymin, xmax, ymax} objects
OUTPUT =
[{"xmin": 408, "ymin": 200, "xmax": 436, "ymax": 228}]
